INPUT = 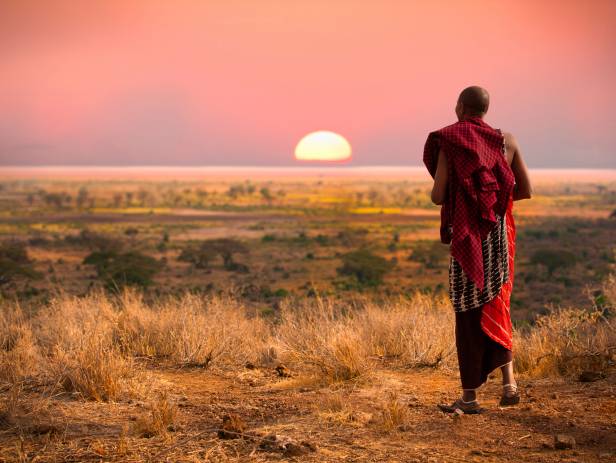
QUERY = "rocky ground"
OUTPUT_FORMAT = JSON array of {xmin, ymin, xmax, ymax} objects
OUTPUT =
[{"xmin": 1, "ymin": 365, "xmax": 615, "ymax": 462}]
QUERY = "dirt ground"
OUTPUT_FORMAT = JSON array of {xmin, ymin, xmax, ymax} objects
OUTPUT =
[{"xmin": 2, "ymin": 366, "xmax": 615, "ymax": 463}]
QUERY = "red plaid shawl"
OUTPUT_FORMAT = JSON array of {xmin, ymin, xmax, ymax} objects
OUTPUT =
[{"xmin": 424, "ymin": 117, "xmax": 515, "ymax": 290}]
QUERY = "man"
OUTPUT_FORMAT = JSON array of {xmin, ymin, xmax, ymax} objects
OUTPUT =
[{"xmin": 423, "ymin": 86, "xmax": 532, "ymax": 413}]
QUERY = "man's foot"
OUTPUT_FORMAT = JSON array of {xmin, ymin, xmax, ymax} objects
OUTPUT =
[
  {"xmin": 438, "ymin": 398, "xmax": 485, "ymax": 414},
  {"xmin": 499, "ymin": 383, "xmax": 520, "ymax": 406}
]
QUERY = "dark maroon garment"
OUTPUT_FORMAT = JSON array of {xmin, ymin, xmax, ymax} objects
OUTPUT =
[
  {"xmin": 455, "ymin": 306, "xmax": 513, "ymax": 390},
  {"xmin": 424, "ymin": 117, "xmax": 515, "ymax": 290}
]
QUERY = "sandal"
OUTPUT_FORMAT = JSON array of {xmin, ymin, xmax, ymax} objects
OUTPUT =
[
  {"xmin": 499, "ymin": 383, "xmax": 520, "ymax": 406},
  {"xmin": 438, "ymin": 398, "xmax": 485, "ymax": 415}
]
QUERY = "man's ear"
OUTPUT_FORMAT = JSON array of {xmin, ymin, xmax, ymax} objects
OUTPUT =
[{"xmin": 455, "ymin": 101, "xmax": 463, "ymax": 119}]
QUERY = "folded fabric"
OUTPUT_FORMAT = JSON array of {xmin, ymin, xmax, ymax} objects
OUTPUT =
[{"xmin": 423, "ymin": 117, "xmax": 515, "ymax": 289}]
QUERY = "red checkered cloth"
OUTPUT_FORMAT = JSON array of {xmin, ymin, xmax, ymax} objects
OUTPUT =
[
  {"xmin": 424, "ymin": 117, "xmax": 515, "ymax": 290},
  {"xmin": 481, "ymin": 195, "xmax": 515, "ymax": 350}
]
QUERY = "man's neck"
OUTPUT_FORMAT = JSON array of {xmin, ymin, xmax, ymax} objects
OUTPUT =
[{"xmin": 460, "ymin": 114, "xmax": 484, "ymax": 121}]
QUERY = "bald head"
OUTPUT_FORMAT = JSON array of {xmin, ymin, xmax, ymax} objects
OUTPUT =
[{"xmin": 456, "ymin": 86, "xmax": 490, "ymax": 119}]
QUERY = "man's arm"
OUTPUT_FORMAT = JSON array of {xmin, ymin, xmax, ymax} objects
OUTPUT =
[
  {"xmin": 506, "ymin": 134, "xmax": 532, "ymax": 200},
  {"xmin": 431, "ymin": 148, "xmax": 448, "ymax": 205}
]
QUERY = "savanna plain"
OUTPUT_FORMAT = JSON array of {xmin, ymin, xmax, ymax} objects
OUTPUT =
[{"xmin": 0, "ymin": 167, "xmax": 614, "ymax": 462}]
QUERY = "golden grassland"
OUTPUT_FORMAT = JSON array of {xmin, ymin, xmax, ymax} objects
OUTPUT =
[
  {"xmin": 1, "ymin": 276, "xmax": 615, "ymax": 462},
  {"xmin": 0, "ymin": 169, "xmax": 614, "ymax": 319},
  {"xmin": 0, "ymin": 169, "xmax": 615, "ymax": 461}
]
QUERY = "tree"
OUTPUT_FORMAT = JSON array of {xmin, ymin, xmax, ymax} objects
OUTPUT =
[
  {"xmin": 83, "ymin": 251, "xmax": 162, "ymax": 290},
  {"xmin": 76, "ymin": 187, "xmax": 89, "ymax": 209},
  {"xmin": 112, "ymin": 193, "xmax": 123, "ymax": 208},
  {"xmin": 178, "ymin": 239, "xmax": 249, "ymax": 272},
  {"xmin": 408, "ymin": 240, "xmax": 449, "ymax": 269},
  {"xmin": 0, "ymin": 241, "xmax": 41, "ymax": 286},
  {"xmin": 66, "ymin": 229, "xmax": 122, "ymax": 253},
  {"xmin": 337, "ymin": 248, "xmax": 394, "ymax": 287},
  {"xmin": 210, "ymin": 239, "xmax": 249, "ymax": 271},
  {"xmin": 260, "ymin": 187, "xmax": 273, "ymax": 203},
  {"xmin": 178, "ymin": 245, "xmax": 215, "ymax": 269}
]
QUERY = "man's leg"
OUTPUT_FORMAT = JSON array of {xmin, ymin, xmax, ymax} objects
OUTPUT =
[
  {"xmin": 462, "ymin": 388, "xmax": 477, "ymax": 403},
  {"xmin": 501, "ymin": 361, "xmax": 515, "ymax": 388},
  {"xmin": 500, "ymin": 361, "xmax": 520, "ymax": 405}
]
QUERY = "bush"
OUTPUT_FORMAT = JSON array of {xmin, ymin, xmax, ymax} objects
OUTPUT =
[
  {"xmin": 65, "ymin": 229, "xmax": 122, "ymax": 253},
  {"xmin": 178, "ymin": 239, "xmax": 249, "ymax": 272},
  {"xmin": 84, "ymin": 251, "xmax": 162, "ymax": 290},
  {"xmin": 178, "ymin": 245, "xmax": 214, "ymax": 269},
  {"xmin": 0, "ymin": 241, "xmax": 41, "ymax": 286},
  {"xmin": 530, "ymin": 249, "xmax": 577, "ymax": 276},
  {"xmin": 408, "ymin": 240, "xmax": 448, "ymax": 269},
  {"xmin": 337, "ymin": 249, "xmax": 394, "ymax": 287}
]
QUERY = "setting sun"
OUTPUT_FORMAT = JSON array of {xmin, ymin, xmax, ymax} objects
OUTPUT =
[{"xmin": 294, "ymin": 131, "xmax": 352, "ymax": 162}]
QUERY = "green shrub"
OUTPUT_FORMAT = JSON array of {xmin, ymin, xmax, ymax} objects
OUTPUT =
[
  {"xmin": 337, "ymin": 249, "xmax": 394, "ymax": 287},
  {"xmin": 408, "ymin": 240, "xmax": 449, "ymax": 269},
  {"xmin": 0, "ymin": 241, "xmax": 41, "ymax": 285},
  {"xmin": 83, "ymin": 251, "xmax": 162, "ymax": 290},
  {"xmin": 530, "ymin": 249, "xmax": 577, "ymax": 276}
]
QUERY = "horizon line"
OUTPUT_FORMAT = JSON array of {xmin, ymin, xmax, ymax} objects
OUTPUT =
[{"xmin": 1, "ymin": 165, "xmax": 615, "ymax": 171}]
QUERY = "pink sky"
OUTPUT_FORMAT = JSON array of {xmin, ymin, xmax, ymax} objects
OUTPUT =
[{"xmin": 1, "ymin": 0, "xmax": 615, "ymax": 167}]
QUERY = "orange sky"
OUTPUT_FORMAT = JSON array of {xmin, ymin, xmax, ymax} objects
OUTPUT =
[{"xmin": 1, "ymin": 0, "xmax": 615, "ymax": 167}]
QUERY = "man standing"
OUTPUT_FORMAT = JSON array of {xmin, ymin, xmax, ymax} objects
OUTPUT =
[{"xmin": 424, "ymin": 86, "xmax": 532, "ymax": 413}]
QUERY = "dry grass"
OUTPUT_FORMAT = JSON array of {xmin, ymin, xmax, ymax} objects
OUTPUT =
[
  {"xmin": 276, "ymin": 296, "xmax": 375, "ymax": 383},
  {"xmin": 132, "ymin": 392, "xmax": 178, "ymax": 438},
  {"xmin": 113, "ymin": 292, "xmax": 270, "ymax": 367},
  {"xmin": 276, "ymin": 292, "xmax": 456, "ymax": 384},
  {"xmin": 514, "ymin": 274, "xmax": 616, "ymax": 377},
  {"xmin": 374, "ymin": 392, "xmax": 410, "ymax": 433},
  {"xmin": 0, "ymin": 278, "xmax": 614, "ymax": 409},
  {"xmin": 514, "ymin": 308, "xmax": 615, "ymax": 376}
]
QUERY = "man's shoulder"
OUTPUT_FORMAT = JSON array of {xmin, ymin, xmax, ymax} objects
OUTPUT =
[
  {"xmin": 430, "ymin": 121, "xmax": 464, "ymax": 137},
  {"xmin": 502, "ymin": 132, "xmax": 518, "ymax": 147}
]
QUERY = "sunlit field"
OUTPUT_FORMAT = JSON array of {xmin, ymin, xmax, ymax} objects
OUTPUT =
[
  {"xmin": 1, "ymin": 167, "xmax": 614, "ymax": 319},
  {"xmin": 1, "ymin": 167, "xmax": 615, "ymax": 461}
]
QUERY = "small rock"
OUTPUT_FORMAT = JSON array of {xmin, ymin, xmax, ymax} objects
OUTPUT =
[
  {"xmin": 283, "ymin": 442, "xmax": 311, "ymax": 457},
  {"xmin": 259, "ymin": 433, "xmax": 280, "ymax": 450},
  {"xmin": 29, "ymin": 424, "xmax": 60, "ymax": 436},
  {"xmin": 554, "ymin": 434, "xmax": 576, "ymax": 450},
  {"xmin": 0, "ymin": 412, "xmax": 13, "ymax": 429},
  {"xmin": 275, "ymin": 364, "xmax": 292, "ymax": 378},
  {"xmin": 349, "ymin": 411, "xmax": 373, "ymax": 425},
  {"xmin": 301, "ymin": 440, "xmax": 318, "ymax": 452},
  {"xmin": 579, "ymin": 371, "xmax": 604, "ymax": 382},
  {"xmin": 551, "ymin": 392, "xmax": 559, "ymax": 400},
  {"xmin": 283, "ymin": 442, "xmax": 307, "ymax": 457},
  {"xmin": 398, "ymin": 424, "xmax": 412, "ymax": 432},
  {"xmin": 259, "ymin": 433, "xmax": 317, "ymax": 455},
  {"xmin": 245, "ymin": 361, "xmax": 256, "ymax": 370},
  {"xmin": 218, "ymin": 414, "xmax": 246, "ymax": 439}
]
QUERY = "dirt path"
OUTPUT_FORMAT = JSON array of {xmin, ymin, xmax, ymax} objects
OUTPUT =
[{"xmin": 3, "ymin": 367, "xmax": 614, "ymax": 462}]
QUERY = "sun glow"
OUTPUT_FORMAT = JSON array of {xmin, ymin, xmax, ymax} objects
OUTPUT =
[{"xmin": 294, "ymin": 131, "xmax": 352, "ymax": 162}]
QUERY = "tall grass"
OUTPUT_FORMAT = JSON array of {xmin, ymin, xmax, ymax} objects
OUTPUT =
[{"xmin": 1, "ymin": 280, "xmax": 614, "ymax": 404}]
